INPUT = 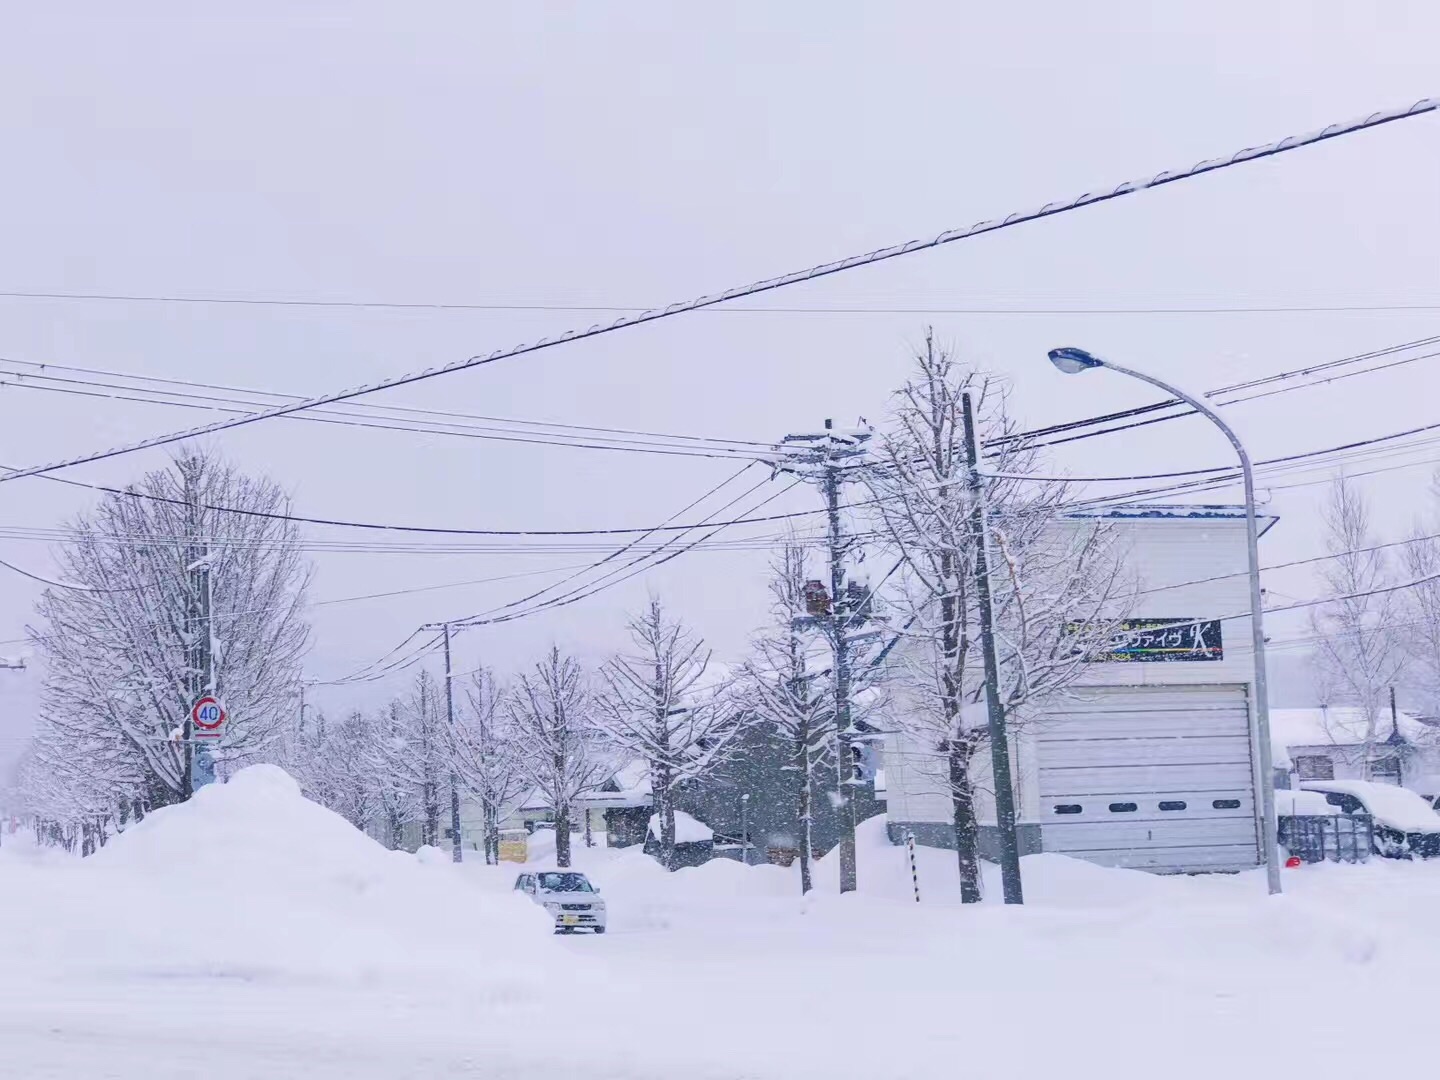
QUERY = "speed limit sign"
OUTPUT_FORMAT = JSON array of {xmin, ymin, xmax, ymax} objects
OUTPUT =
[{"xmin": 191, "ymin": 695, "xmax": 226, "ymax": 739}]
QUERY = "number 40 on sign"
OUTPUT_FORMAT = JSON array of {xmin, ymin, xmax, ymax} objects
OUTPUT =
[{"xmin": 191, "ymin": 695, "xmax": 226, "ymax": 739}]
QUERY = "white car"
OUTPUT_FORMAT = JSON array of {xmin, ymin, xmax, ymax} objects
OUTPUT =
[
  {"xmin": 1301, "ymin": 779, "xmax": 1440, "ymax": 859},
  {"xmin": 514, "ymin": 870, "xmax": 608, "ymax": 934}
]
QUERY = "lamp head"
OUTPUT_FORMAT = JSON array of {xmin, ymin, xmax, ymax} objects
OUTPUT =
[{"xmin": 1047, "ymin": 347, "xmax": 1105, "ymax": 375}]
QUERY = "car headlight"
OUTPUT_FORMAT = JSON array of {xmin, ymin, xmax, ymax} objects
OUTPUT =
[{"xmin": 543, "ymin": 901, "xmax": 560, "ymax": 912}]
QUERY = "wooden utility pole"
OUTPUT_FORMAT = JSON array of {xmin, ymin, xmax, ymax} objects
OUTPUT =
[
  {"xmin": 443, "ymin": 622, "xmax": 463, "ymax": 863},
  {"xmin": 960, "ymin": 392, "xmax": 1023, "ymax": 905},
  {"xmin": 776, "ymin": 418, "xmax": 874, "ymax": 894}
]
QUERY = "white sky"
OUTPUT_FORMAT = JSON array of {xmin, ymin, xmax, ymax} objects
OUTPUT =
[{"xmin": 1, "ymin": 3, "xmax": 1438, "ymax": 769}]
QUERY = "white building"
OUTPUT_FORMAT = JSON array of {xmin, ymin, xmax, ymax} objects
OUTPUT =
[
  {"xmin": 1271, "ymin": 705, "xmax": 1440, "ymax": 798},
  {"xmin": 882, "ymin": 505, "xmax": 1272, "ymax": 874}
]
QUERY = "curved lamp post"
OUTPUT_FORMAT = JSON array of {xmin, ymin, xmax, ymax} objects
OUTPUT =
[{"xmin": 1046, "ymin": 346, "xmax": 1281, "ymax": 896}]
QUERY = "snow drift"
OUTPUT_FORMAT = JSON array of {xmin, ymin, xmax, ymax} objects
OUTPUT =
[{"xmin": 1, "ymin": 765, "xmax": 560, "ymax": 996}]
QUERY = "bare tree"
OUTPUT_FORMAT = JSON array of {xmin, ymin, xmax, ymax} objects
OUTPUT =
[
  {"xmin": 372, "ymin": 669, "xmax": 447, "ymax": 847},
  {"xmin": 509, "ymin": 647, "xmax": 607, "ymax": 868},
  {"xmin": 30, "ymin": 449, "xmax": 310, "ymax": 810},
  {"xmin": 290, "ymin": 709, "xmax": 383, "ymax": 832},
  {"xmin": 450, "ymin": 668, "xmax": 528, "ymax": 864},
  {"xmin": 597, "ymin": 598, "xmax": 741, "ymax": 868},
  {"xmin": 363, "ymin": 700, "xmax": 422, "ymax": 849},
  {"xmin": 738, "ymin": 541, "xmax": 834, "ymax": 893},
  {"xmin": 865, "ymin": 333, "xmax": 1127, "ymax": 902},
  {"xmin": 1397, "ymin": 472, "xmax": 1440, "ymax": 714},
  {"xmin": 1311, "ymin": 476, "xmax": 1408, "ymax": 771}
]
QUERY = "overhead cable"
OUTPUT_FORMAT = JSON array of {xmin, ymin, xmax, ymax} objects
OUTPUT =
[{"xmin": 3, "ymin": 96, "xmax": 1434, "ymax": 486}]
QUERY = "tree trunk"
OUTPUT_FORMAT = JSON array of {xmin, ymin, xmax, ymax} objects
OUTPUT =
[
  {"xmin": 555, "ymin": 806, "xmax": 572, "ymax": 867},
  {"xmin": 485, "ymin": 803, "xmax": 500, "ymax": 864},
  {"xmin": 388, "ymin": 808, "xmax": 403, "ymax": 851},
  {"xmin": 798, "ymin": 755, "xmax": 814, "ymax": 895},
  {"xmin": 655, "ymin": 766, "xmax": 677, "ymax": 870},
  {"xmin": 423, "ymin": 782, "xmax": 439, "ymax": 847},
  {"xmin": 949, "ymin": 741, "xmax": 982, "ymax": 903}
]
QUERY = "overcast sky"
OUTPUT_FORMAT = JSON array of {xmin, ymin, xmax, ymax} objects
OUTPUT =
[{"xmin": 2, "ymin": 3, "xmax": 1438, "ymax": 770}]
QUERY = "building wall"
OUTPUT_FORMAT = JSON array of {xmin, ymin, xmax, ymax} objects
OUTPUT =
[{"xmin": 882, "ymin": 512, "xmax": 1263, "ymax": 869}]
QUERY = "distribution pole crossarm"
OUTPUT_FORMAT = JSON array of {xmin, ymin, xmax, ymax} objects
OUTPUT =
[
  {"xmin": 1046, "ymin": 347, "xmax": 1283, "ymax": 896},
  {"xmin": 0, "ymin": 98, "xmax": 1433, "ymax": 486}
]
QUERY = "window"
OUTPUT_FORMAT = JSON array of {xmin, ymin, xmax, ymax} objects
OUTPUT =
[
  {"xmin": 1370, "ymin": 756, "xmax": 1402, "ymax": 784},
  {"xmin": 537, "ymin": 872, "xmax": 594, "ymax": 893},
  {"xmin": 1158, "ymin": 801, "xmax": 1187, "ymax": 811},
  {"xmin": 1212, "ymin": 799, "xmax": 1242, "ymax": 810},
  {"xmin": 1108, "ymin": 802, "xmax": 1138, "ymax": 813},
  {"xmin": 1053, "ymin": 804, "xmax": 1083, "ymax": 815},
  {"xmin": 1322, "ymin": 792, "xmax": 1365, "ymax": 815},
  {"xmin": 1294, "ymin": 755, "xmax": 1335, "ymax": 781}
]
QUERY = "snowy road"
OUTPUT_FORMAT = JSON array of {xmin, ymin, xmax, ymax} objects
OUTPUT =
[{"xmin": 4, "ymin": 772, "xmax": 1436, "ymax": 1079}]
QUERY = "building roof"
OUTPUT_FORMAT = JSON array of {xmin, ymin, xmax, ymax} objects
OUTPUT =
[
  {"xmin": 1066, "ymin": 504, "xmax": 1279, "ymax": 537},
  {"xmin": 648, "ymin": 809, "xmax": 713, "ymax": 844},
  {"xmin": 1270, "ymin": 705, "xmax": 1434, "ymax": 767}
]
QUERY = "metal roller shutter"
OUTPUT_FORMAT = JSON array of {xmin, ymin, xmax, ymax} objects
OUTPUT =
[{"xmin": 1037, "ymin": 684, "xmax": 1259, "ymax": 873}]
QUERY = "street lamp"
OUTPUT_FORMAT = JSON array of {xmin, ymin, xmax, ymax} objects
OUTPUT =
[{"xmin": 1045, "ymin": 346, "xmax": 1282, "ymax": 896}]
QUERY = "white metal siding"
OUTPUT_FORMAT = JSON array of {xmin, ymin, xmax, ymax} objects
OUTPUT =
[{"xmin": 1037, "ymin": 685, "xmax": 1259, "ymax": 873}]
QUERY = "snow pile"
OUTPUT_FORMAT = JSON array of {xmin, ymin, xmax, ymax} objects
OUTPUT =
[
  {"xmin": 1, "ymin": 765, "xmax": 560, "ymax": 996},
  {"xmin": 1275, "ymin": 789, "xmax": 1339, "ymax": 815},
  {"xmin": 648, "ymin": 809, "xmax": 713, "ymax": 843},
  {"xmin": 1303, "ymin": 779, "xmax": 1440, "ymax": 832}
]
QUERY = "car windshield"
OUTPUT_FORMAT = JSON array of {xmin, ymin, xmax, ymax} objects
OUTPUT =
[{"xmin": 537, "ymin": 872, "xmax": 592, "ymax": 893}]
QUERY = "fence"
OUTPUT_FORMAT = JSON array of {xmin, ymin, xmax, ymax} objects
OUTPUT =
[{"xmin": 1277, "ymin": 814, "xmax": 1372, "ymax": 864}]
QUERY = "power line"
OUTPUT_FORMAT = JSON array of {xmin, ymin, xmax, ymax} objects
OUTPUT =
[
  {"xmin": 1013, "ymin": 335, "xmax": 1440, "ymax": 453},
  {"xmin": 3, "ymin": 95, "xmax": 1433, "ymax": 486},
  {"xmin": 324, "ymin": 464, "xmax": 765, "ymax": 681},
  {"xmin": 0, "ymin": 357, "xmax": 774, "ymax": 448},
  {"xmin": 10, "ymin": 331, "xmax": 1437, "ymax": 542},
  {"xmin": 3, "ymin": 289, "xmax": 1438, "ymax": 315},
  {"xmin": 0, "ymin": 369, "xmax": 777, "ymax": 462},
  {"xmin": 0, "ymin": 556, "xmax": 138, "ymax": 593}
]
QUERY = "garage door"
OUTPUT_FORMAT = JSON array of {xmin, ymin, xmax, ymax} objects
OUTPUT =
[{"xmin": 1037, "ymin": 685, "xmax": 1259, "ymax": 873}]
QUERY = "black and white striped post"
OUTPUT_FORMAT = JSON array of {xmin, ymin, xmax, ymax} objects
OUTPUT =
[{"xmin": 904, "ymin": 828, "xmax": 921, "ymax": 903}]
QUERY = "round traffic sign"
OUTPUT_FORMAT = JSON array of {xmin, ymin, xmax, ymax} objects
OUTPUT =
[{"xmin": 191, "ymin": 695, "xmax": 226, "ymax": 731}]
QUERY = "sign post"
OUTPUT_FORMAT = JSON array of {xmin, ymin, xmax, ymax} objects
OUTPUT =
[{"xmin": 190, "ymin": 695, "xmax": 226, "ymax": 790}]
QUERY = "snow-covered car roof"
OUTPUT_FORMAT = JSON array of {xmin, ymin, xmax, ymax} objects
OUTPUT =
[
  {"xmin": 1274, "ymin": 789, "xmax": 1338, "ymax": 816},
  {"xmin": 1300, "ymin": 780, "xmax": 1440, "ymax": 833}
]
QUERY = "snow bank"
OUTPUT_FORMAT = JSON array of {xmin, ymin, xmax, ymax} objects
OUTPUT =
[{"xmin": 1, "ymin": 765, "xmax": 562, "ymax": 996}]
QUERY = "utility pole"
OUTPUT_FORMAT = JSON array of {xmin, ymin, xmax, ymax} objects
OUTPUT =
[
  {"xmin": 823, "ymin": 454, "xmax": 859, "ymax": 893},
  {"xmin": 188, "ymin": 541, "xmax": 218, "ymax": 793},
  {"xmin": 443, "ymin": 622, "xmax": 463, "ymax": 864},
  {"xmin": 777, "ymin": 418, "xmax": 873, "ymax": 894},
  {"xmin": 960, "ymin": 392, "xmax": 1023, "ymax": 905},
  {"xmin": 181, "ymin": 462, "xmax": 218, "ymax": 797},
  {"xmin": 740, "ymin": 793, "xmax": 751, "ymax": 866}
]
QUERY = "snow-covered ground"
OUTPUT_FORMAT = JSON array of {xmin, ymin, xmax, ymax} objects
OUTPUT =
[{"xmin": 3, "ymin": 766, "xmax": 1436, "ymax": 1079}]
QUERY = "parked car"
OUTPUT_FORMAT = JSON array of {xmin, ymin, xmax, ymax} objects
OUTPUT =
[
  {"xmin": 513, "ymin": 870, "xmax": 608, "ymax": 933},
  {"xmin": 1301, "ymin": 779, "xmax": 1440, "ymax": 859}
]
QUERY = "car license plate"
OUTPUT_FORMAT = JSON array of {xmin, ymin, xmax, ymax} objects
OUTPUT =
[{"xmin": 562, "ymin": 915, "xmax": 579, "ymax": 925}]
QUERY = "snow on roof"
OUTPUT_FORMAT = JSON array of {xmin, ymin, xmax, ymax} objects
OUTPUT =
[
  {"xmin": 611, "ymin": 759, "xmax": 652, "ymax": 797},
  {"xmin": 1270, "ymin": 706, "xmax": 1431, "ymax": 754},
  {"xmin": 1300, "ymin": 780, "xmax": 1440, "ymax": 833},
  {"xmin": 1065, "ymin": 504, "xmax": 1279, "ymax": 536},
  {"xmin": 1274, "ymin": 789, "xmax": 1338, "ymax": 816},
  {"xmin": 648, "ymin": 810, "xmax": 713, "ymax": 844}
]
